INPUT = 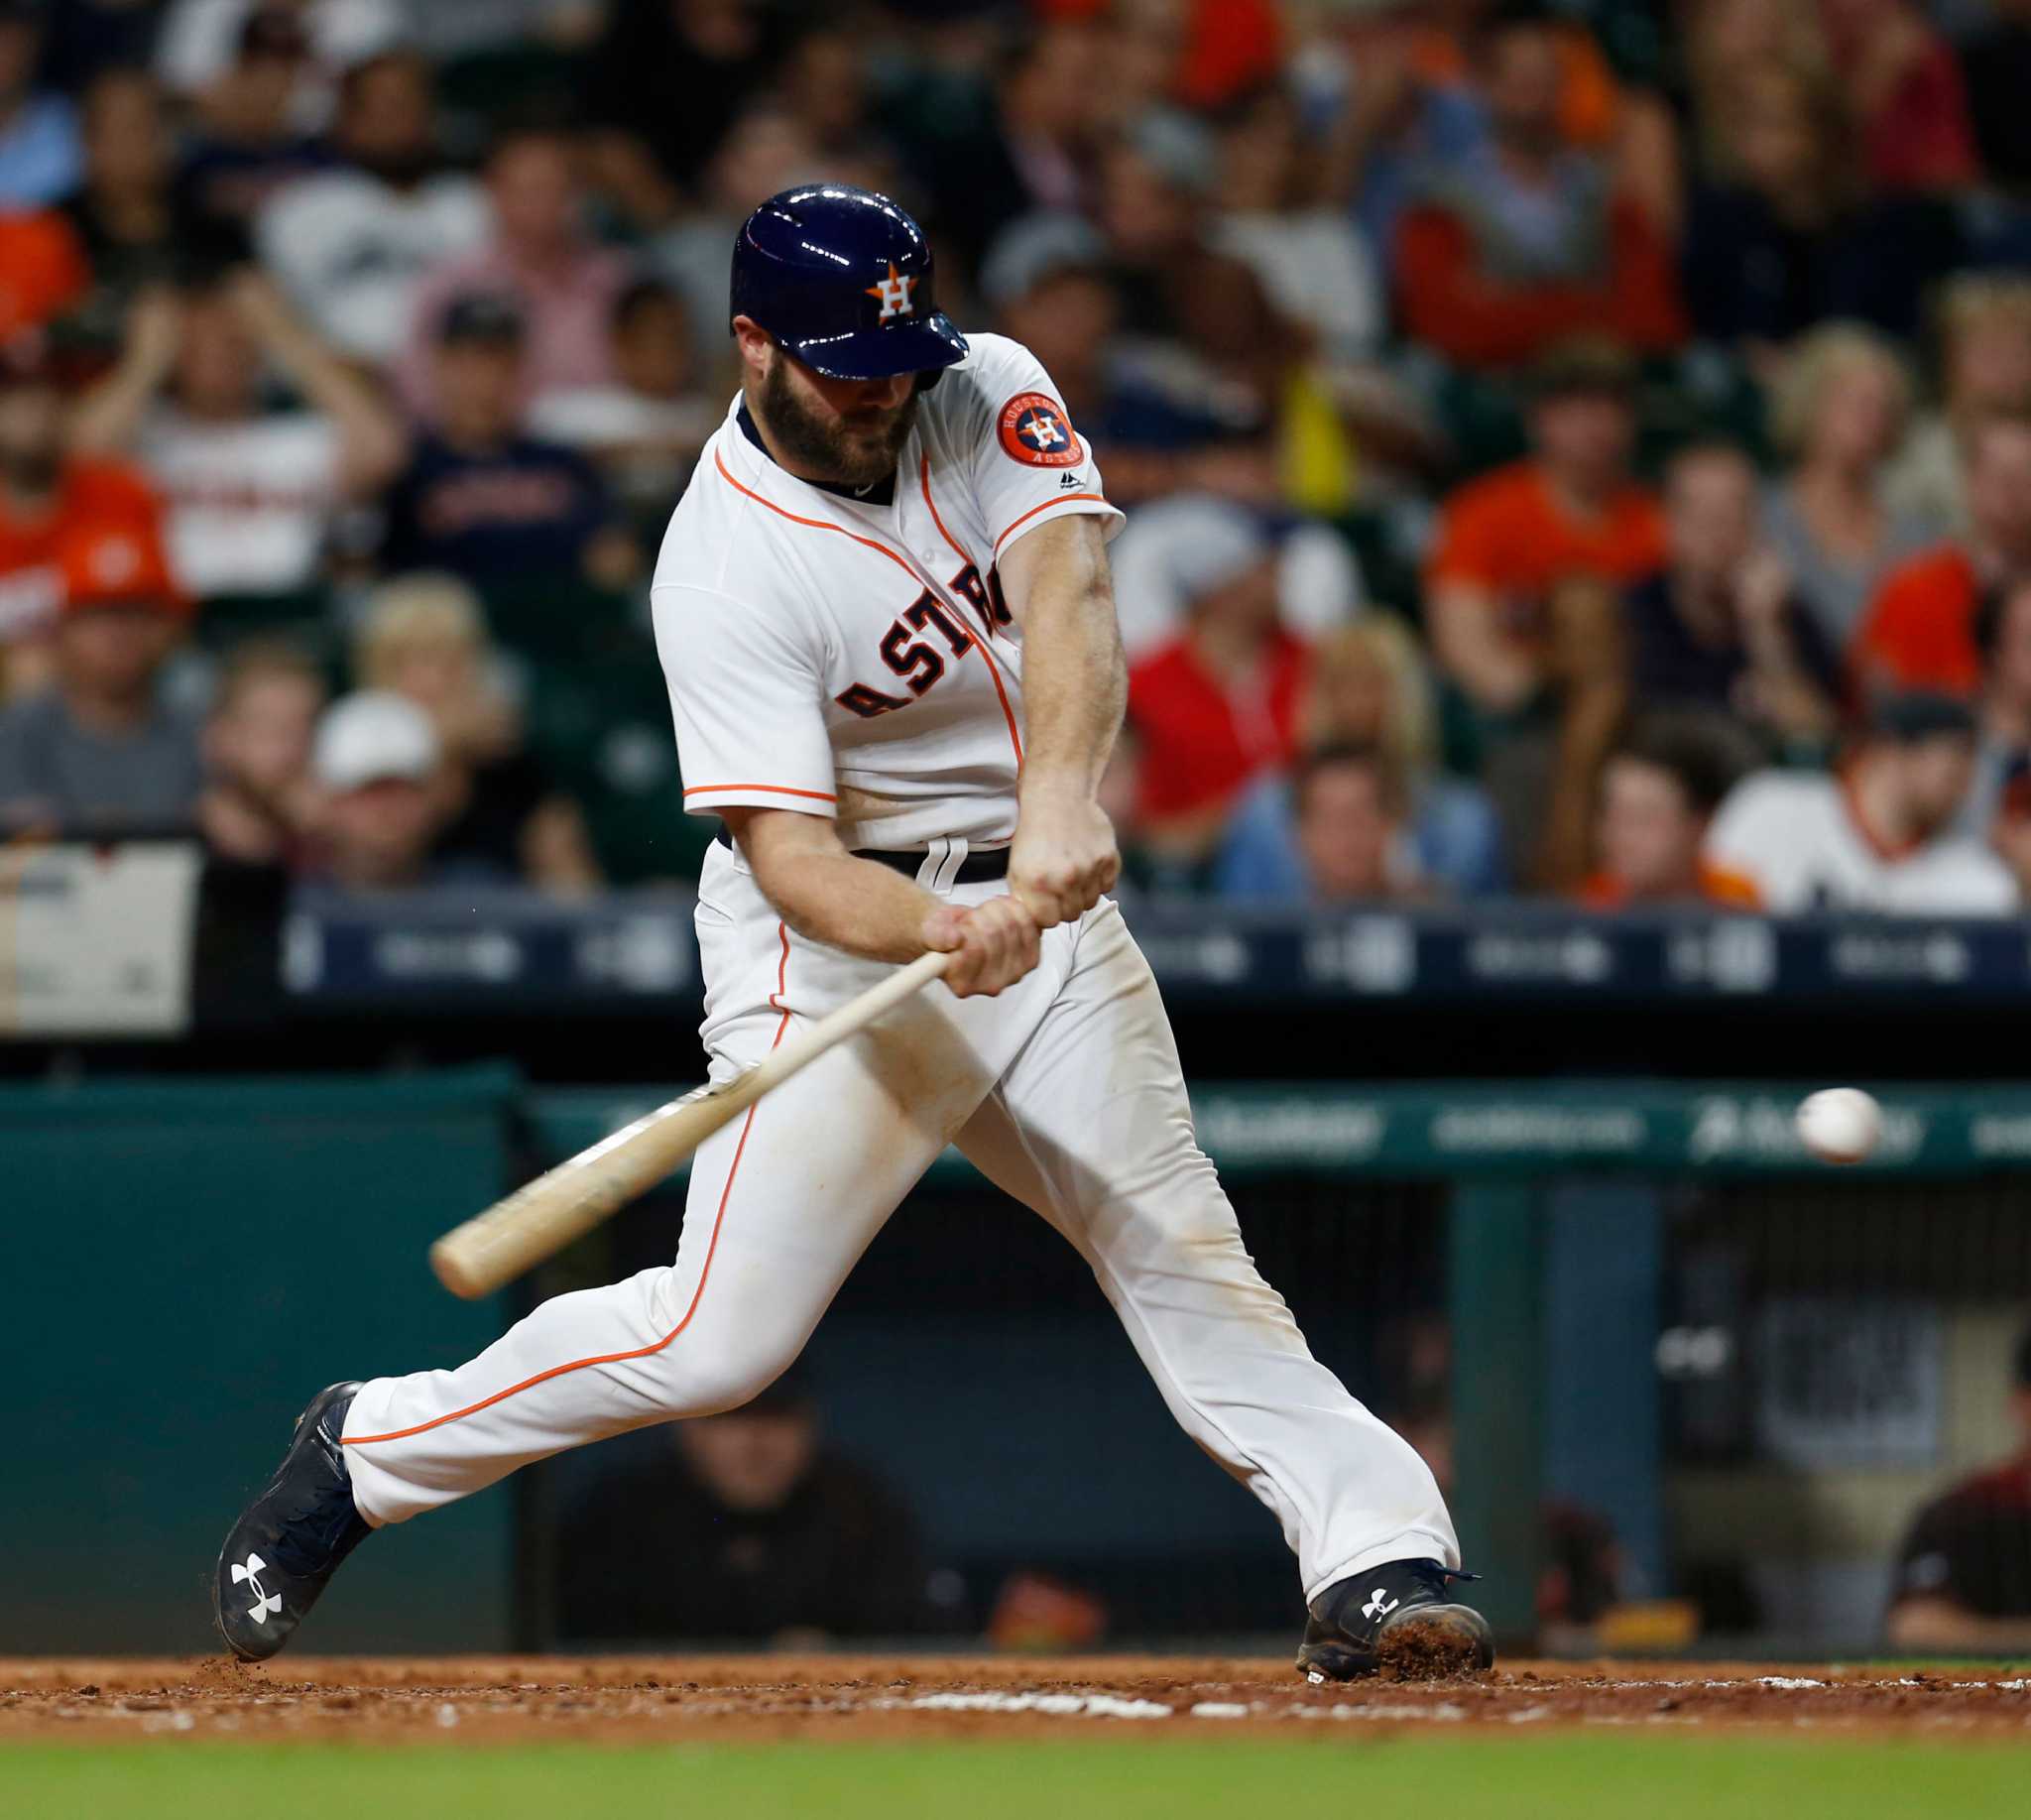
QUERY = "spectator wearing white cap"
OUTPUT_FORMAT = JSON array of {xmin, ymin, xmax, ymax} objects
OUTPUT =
[
  {"xmin": 1126, "ymin": 501, "xmax": 1311, "ymax": 865},
  {"xmin": 307, "ymin": 687, "xmax": 451, "ymax": 894},
  {"xmin": 352, "ymin": 572, "xmax": 601, "ymax": 897},
  {"xmin": 1108, "ymin": 489, "xmax": 1363, "ymax": 663}
]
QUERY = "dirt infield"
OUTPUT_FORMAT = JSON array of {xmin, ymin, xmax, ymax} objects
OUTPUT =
[{"xmin": 3, "ymin": 1654, "xmax": 2028, "ymax": 1746}]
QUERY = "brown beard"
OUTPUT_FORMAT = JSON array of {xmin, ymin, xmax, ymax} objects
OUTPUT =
[{"xmin": 758, "ymin": 357, "xmax": 918, "ymax": 489}]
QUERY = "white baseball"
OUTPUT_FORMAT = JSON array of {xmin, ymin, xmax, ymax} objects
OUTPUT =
[{"xmin": 1795, "ymin": 1088, "xmax": 1883, "ymax": 1165}]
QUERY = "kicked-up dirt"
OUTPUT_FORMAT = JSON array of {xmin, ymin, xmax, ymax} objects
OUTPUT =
[{"xmin": 2, "ymin": 1654, "xmax": 2028, "ymax": 1746}]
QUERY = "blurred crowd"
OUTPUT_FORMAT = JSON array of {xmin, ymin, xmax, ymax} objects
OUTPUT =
[{"xmin": 4, "ymin": 0, "xmax": 2031, "ymax": 914}]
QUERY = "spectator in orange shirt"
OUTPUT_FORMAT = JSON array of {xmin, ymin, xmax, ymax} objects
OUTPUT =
[
  {"xmin": 1391, "ymin": 9, "xmax": 1684, "ymax": 371},
  {"xmin": 0, "ymin": 331, "xmax": 168, "ymax": 699},
  {"xmin": 1578, "ymin": 717, "xmax": 1759, "ymax": 910},
  {"xmin": 1855, "ymin": 412, "xmax": 2031, "ymax": 699},
  {"xmin": 0, "ymin": 207, "xmax": 86, "ymax": 341},
  {"xmin": 1427, "ymin": 341, "xmax": 1662, "ymax": 713},
  {"xmin": 1426, "ymin": 340, "xmax": 1660, "ymax": 885}
]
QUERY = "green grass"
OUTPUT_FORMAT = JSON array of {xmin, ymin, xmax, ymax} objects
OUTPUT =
[{"xmin": 4, "ymin": 1737, "xmax": 2029, "ymax": 1820}]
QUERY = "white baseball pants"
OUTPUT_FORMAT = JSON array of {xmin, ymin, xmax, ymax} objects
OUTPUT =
[{"xmin": 342, "ymin": 839, "xmax": 1458, "ymax": 1603}]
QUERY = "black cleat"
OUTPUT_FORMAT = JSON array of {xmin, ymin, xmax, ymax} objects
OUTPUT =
[
  {"xmin": 1296, "ymin": 1558, "xmax": 1495, "ymax": 1681},
  {"xmin": 212, "ymin": 1382, "xmax": 372, "ymax": 1662}
]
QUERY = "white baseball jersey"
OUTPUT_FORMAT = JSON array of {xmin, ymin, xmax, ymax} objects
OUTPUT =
[
  {"xmin": 1707, "ymin": 772, "xmax": 2018, "ymax": 914},
  {"xmin": 649, "ymin": 333, "xmax": 1124, "ymax": 850},
  {"xmin": 136, "ymin": 406, "xmax": 342, "ymax": 599},
  {"xmin": 339, "ymin": 328, "xmax": 1456, "ymax": 1615}
]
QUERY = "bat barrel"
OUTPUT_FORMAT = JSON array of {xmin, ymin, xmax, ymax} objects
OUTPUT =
[
  {"xmin": 428, "ymin": 1090, "xmax": 720, "ymax": 1298},
  {"xmin": 425, "ymin": 949, "xmax": 951, "ymax": 1298}
]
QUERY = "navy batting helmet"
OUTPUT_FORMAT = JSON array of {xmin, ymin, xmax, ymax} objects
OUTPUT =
[{"xmin": 730, "ymin": 184, "xmax": 968, "ymax": 382}]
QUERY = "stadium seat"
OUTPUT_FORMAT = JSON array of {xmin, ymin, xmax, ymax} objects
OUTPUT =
[
  {"xmin": 193, "ymin": 586, "xmax": 338, "ymax": 661},
  {"xmin": 523, "ymin": 643, "xmax": 714, "ymax": 886},
  {"xmin": 476, "ymin": 576, "xmax": 643, "ymax": 666}
]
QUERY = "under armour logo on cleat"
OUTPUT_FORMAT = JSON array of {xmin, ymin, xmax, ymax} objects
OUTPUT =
[
  {"xmin": 231, "ymin": 1553, "xmax": 283, "ymax": 1624},
  {"xmin": 1361, "ymin": 1588, "xmax": 1400, "ymax": 1622}
]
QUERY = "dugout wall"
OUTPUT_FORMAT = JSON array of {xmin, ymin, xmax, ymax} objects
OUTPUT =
[
  {"xmin": 527, "ymin": 1082, "xmax": 2031, "ymax": 1656},
  {"xmin": 3, "ymin": 1072, "xmax": 2024, "ymax": 1656},
  {"xmin": 0, "ymin": 1070, "xmax": 519, "ymax": 1654}
]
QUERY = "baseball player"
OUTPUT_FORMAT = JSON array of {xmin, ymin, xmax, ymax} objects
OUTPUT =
[{"xmin": 212, "ymin": 185, "xmax": 1493, "ymax": 1681}]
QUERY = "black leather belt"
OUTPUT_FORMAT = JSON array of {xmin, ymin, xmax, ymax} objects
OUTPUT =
[{"xmin": 714, "ymin": 824, "xmax": 1011, "ymax": 884}]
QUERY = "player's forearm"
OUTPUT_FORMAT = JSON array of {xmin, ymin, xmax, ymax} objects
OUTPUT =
[
  {"xmin": 750, "ymin": 844, "xmax": 941, "ymax": 964},
  {"xmin": 1009, "ymin": 524, "xmax": 1125, "ymax": 802}
]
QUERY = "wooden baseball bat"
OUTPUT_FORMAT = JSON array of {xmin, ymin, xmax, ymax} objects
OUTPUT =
[{"xmin": 430, "ymin": 949, "xmax": 953, "ymax": 1298}]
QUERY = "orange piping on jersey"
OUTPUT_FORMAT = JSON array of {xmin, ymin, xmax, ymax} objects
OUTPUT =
[
  {"xmin": 920, "ymin": 454, "xmax": 974, "ymax": 568},
  {"xmin": 715, "ymin": 448, "xmax": 917, "ymax": 572},
  {"xmin": 914, "ymin": 455, "xmax": 1024, "ymax": 763},
  {"xmin": 993, "ymin": 492, "xmax": 1109, "ymax": 558},
  {"xmin": 713, "ymin": 446, "xmax": 1024, "ymax": 771},
  {"xmin": 682, "ymin": 783, "xmax": 837, "ymax": 802},
  {"xmin": 769, "ymin": 920, "xmax": 789, "ymax": 1013},
  {"xmin": 344, "ymin": 1003, "xmax": 796, "ymax": 1449}
]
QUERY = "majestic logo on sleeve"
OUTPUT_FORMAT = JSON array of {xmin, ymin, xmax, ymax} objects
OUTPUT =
[
  {"xmin": 998, "ymin": 392, "xmax": 1084, "ymax": 468},
  {"xmin": 865, "ymin": 262, "xmax": 917, "ymax": 320}
]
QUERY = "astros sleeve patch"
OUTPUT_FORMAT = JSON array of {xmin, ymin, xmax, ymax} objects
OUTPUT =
[{"xmin": 998, "ymin": 392, "xmax": 1084, "ymax": 468}]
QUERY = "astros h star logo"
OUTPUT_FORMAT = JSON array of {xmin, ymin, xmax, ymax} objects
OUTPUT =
[
  {"xmin": 865, "ymin": 262, "xmax": 917, "ymax": 320},
  {"xmin": 1017, "ymin": 408, "xmax": 1065, "ymax": 452}
]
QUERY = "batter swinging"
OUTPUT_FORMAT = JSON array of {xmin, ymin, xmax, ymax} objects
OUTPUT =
[{"xmin": 212, "ymin": 185, "xmax": 1493, "ymax": 1681}]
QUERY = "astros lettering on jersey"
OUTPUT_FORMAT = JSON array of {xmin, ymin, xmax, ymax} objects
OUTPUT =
[{"xmin": 651, "ymin": 334, "xmax": 1122, "ymax": 852}]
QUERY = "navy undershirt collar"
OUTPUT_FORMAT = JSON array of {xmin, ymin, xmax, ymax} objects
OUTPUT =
[{"xmin": 737, "ymin": 398, "xmax": 896, "ymax": 507}]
